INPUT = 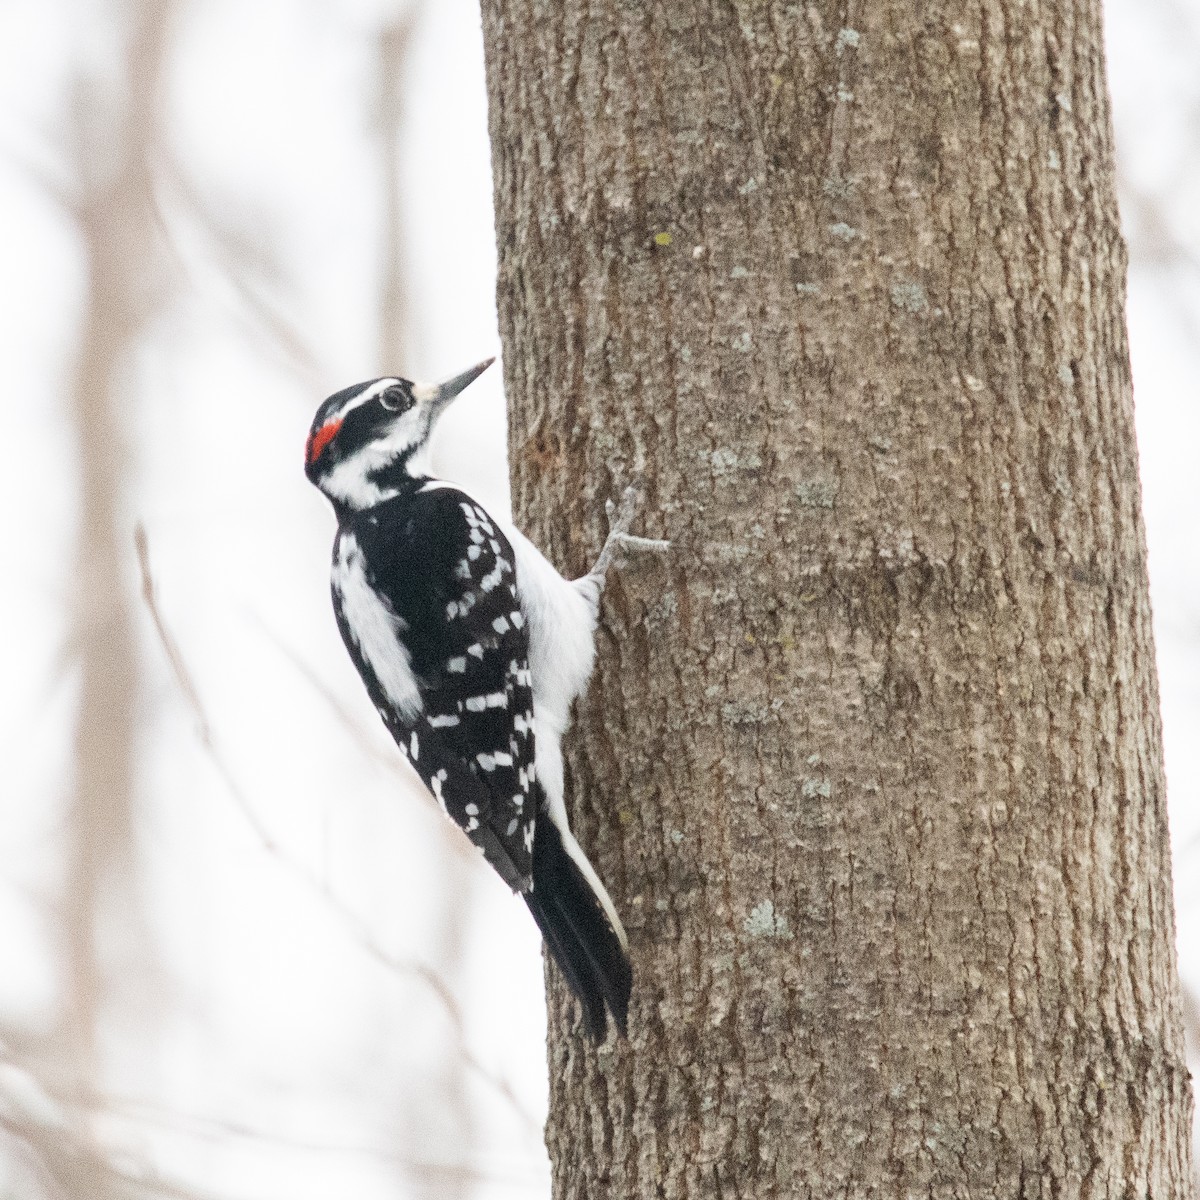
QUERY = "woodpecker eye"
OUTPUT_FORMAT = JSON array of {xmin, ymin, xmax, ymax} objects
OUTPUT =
[{"xmin": 379, "ymin": 385, "xmax": 411, "ymax": 412}]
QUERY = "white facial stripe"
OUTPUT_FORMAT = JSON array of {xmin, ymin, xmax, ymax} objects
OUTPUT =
[
  {"xmin": 320, "ymin": 403, "xmax": 432, "ymax": 508},
  {"xmin": 322, "ymin": 449, "xmax": 393, "ymax": 508},
  {"xmin": 332, "ymin": 378, "xmax": 402, "ymax": 422}
]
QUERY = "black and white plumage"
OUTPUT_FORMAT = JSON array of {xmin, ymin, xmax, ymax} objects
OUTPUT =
[{"xmin": 304, "ymin": 360, "xmax": 632, "ymax": 1037}]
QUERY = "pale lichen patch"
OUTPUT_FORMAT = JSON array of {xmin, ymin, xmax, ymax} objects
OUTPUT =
[
  {"xmin": 823, "ymin": 175, "xmax": 859, "ymax": 200},
  {"xmin": 648, "ymin": 591, "xmax": 678, "ymax": 628},
  {"xmin": 890, "ymin": 281, "xmax": 928, "ymax": 314},
  {"xmin": 953, "ymin": 24, "xmax": 979, "ymax": 52},
  {"xmin": 722, "ymin": 701, "xmax": 774, "ymax": 725},
  {"xmin": 802, "ymin": 776, "xmax": 833, "ymax": 800},
  {"xmin": 699, "ymin": 447, "xmax": 763, "ymax": 474},
  {"xmin": 796, "ymin": 479, "xmax": 839, "ymax": 508},
  {"xmin": 835, "ymin": 27, "xmax": 861, "ymax": 53},
  {"xmin": 744, "ymin": 901, "xmax": 793, "ymax": 939}
]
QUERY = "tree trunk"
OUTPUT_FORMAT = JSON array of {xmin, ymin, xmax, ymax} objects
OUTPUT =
[{"xmin": 480, "ymin": 2, "xmax": 1193, "ymax": 1197}]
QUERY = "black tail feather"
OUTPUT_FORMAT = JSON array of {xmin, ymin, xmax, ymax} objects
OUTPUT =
[
  {"xmin": 523, "ymin": 818, "xmax": 631, "ymax": 1040},
  {"xmin": 525, "ymin": 886, "xmax": 608, "ymax": 1039}
]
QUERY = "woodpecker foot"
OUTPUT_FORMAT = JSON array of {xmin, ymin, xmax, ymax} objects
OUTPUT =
[{"xmin": 590, "ymin": 486, "xmax": 670, "ymax": 582}]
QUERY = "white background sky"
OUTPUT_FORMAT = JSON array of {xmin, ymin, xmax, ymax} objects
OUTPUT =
[{"xmin": 0, "ymin": 2, "xmax": 1197, "ymax": 1197}]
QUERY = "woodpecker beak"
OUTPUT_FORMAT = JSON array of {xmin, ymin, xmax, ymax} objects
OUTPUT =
[{"xmin": 414, "ymin": 357, "xmax": 495, "ymax": 419}]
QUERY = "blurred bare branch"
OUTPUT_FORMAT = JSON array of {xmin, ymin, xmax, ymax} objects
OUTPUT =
[
  {"xmin": 251, "ymin": 613, "xmax": 482, "ymax": 870},
  {"xmin": 59, "ymin": 4, "xmax": 175, "ymax": 1161},
  {"xmin": 154, "ymin": 154, "xmax": 324, "ymax": 386},
  {"xmin": 0, "ymin": 1056, "xmax": 211, "ymax": 1200},
  {"xmin": 100, "ymin": 1092, "xmax": 545, "ymax": 1188},
  {"xmin": 133, "ymin": 526, "xmax": 451, "ymax": 999},
  {"xmin": 134, "ymin": 526, "xmax": 537, "ymax": 1133},
  {"xmin": 1, "ymin": 1029, "xmax": 540, "ymax": 1196},
  {"xmin": 376, "ymin": 7, "xmax": 424, "ymax": 372},
  {"xmin": 1118, "ymin": 175, "xmax": 1200, "ymax": 353},
  {"xmin": 0, "ymin": 138, "xmax": 80, "ymax": 217},
  {"xmin": 1120, "ymin": 180, "xmax": 1200, "ymax": 275}
]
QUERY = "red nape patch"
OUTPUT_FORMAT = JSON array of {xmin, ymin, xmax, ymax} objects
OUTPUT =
[{"xmin": 306, "ymin": 419, "xmax": 342, "ymax": 465}]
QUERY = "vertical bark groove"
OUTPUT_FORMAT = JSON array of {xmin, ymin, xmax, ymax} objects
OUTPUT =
[{"xmin": 481, "ymin": 1, "xmax": 1192, "ymax": 1196}]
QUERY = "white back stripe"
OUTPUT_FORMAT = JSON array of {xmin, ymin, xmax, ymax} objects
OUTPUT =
[{"xmin": 333, "ymin": 532, "xmax": 423, "ymax": 721}]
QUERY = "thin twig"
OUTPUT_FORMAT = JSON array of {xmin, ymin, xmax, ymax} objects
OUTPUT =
[
  {"xmin": 0, "ymin": 1090, "xmax": 217, "ymax": 1200},
  {"xmin": 248, "ymin": 615, "xmax": 481, "ymax": 868},
  {"xmin": 0, "ymin": 1044, "xmax": 539, "ymax": 1192},
  {"xmin": 96, "ymin": 1091, "xmax": 545, "ymax": 1187},
  {"xmin": 133, "ymin": 525, "xmax": 538, "ymax": 1132},
  {"xmin": 153, "ymin": 153, "xmax": 324, "ymax": 386}
]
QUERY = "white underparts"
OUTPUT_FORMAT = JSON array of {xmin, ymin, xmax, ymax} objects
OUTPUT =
[{"xmin": 502, "ymin": 523, "xmax": 600, "ymax": 739}]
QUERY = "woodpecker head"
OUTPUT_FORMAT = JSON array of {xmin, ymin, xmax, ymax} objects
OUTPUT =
[{"xmin": 305, "ymin": 358, "xmax": 494, "ymax": 510}]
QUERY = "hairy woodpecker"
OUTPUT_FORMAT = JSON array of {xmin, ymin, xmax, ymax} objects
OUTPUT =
[{"xmin": 305, "ymin": 359, "xmax": 632, "ymax": 1038}]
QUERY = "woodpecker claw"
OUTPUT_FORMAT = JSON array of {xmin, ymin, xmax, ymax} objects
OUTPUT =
[{"xmin": 589, "ymin": 486, "xmax": 668, "ymax": 582}]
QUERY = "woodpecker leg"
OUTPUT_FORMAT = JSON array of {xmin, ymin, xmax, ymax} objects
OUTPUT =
[
  {"xmin": 588, "ymin": 486, "xmax": 670, "ymax": 585},
  {"xmin": 591, "ymin": 487, "xmax": 638, "ymax": 579}
]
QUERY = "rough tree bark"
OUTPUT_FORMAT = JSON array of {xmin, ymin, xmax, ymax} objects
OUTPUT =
[{"xmin": 481, "ymin": 2, "xmax": 1192, "ymax": 1198}]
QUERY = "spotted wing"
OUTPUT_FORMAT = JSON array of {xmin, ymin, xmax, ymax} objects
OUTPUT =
[{"xmin": 342, "ymin": 487, "xmax": 538, "ymax": 890}]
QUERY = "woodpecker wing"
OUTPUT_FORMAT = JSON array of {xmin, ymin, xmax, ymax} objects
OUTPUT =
[{"xmin": 332, "ymin": 486, "xmax": 537, "ymax": 890}]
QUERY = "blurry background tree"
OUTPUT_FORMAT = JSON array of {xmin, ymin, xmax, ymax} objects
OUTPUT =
[
  {"xmin": 62, "ymin": 0, "xmax": 171, "ymax": 1131},
  {"xmin": 0, "ymin": 0, "xmax": 1199, "ymax": 1198},
  {"xmin": 481, "ymin": 0, "xmax": 1195, "ymax": 1195}
]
